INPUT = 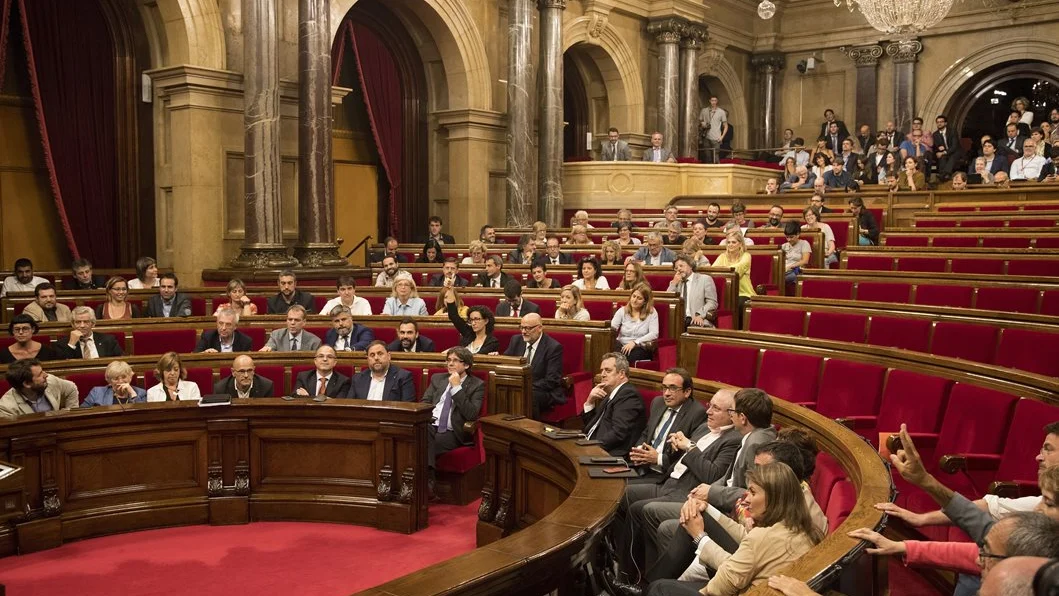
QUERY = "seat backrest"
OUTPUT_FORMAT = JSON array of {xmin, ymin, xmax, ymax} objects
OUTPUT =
[
  {"xmin": 929, "ymin": 321, "xmax": 999, "ymax": 364},
  {"xmin": 846, "ymin": 255, "xmax": 893, "ymax": 271},
  {"xmin": 549, "ymin": 330, "xmax": 590, "ymax": 373},
  {"xmin": 696, "ymin": 342, "xmax": 758, "ymax": 388},
  {"xmin": 65, "ymin": 372, "xmax": 105, "ymax": 404},
  {"xmin": 867, "ymin": 315, "xmax": 932, "ymax": 352},
  {"xmin": 815, "ymin": 359, "xmax": 887, "ymax": 419},
  {"xmin": 240, "ymin": 327, "xmax": 266, "ymax": 350},
  {"xmin": 875, "ymin": 370, "xmax": 953, "ymax": 436},
  {"xmin": 896, "ymin": 257, "xmax": 947, "ymax": 273},
  {"xmin": 934, "ymin": 383, "xmax": 1018, "ymax": 459},
  {"xmin": 746, "ymin": 307, "xmax": 804, "ymax": 336},
  {"xmin": 799, "ymin": 278, "xmax": 855, "ymax": 300},
  {"xmin": 915, "ymin": 285, "xmax": 974, "ymax": 309},
  {"xmin": 132, "ymin": 329, "xmax": 197, "ymax": 356},
  {"xmin": 856, "ymin": 282, "xmax": 911, "ymax": 304},
  {"xmin": 825, "ymin": 480, "xmax": 856, "ymax": 532},
  {"xmin": 810, "ymin": 451, "xmax": 847, "ymax": 516},
  {"xmin": 805, "ymin": 312, "xmax": 867, "ymax": 343},
  {"xmin": 975, "ymin": 286, "xmax": 1040, "ymax": 314},
  {"xmin": 950, "ymin": 258, "xmax": 1005, "ymax": 275},
  {"xmin": 755, "ymin": 351, "xmax": 822, "ymax": 405},
  {"xmin": 995, "ymin": 328, "xmax": 1059, "ymax": 377},
  {"xmin": 995, "ymin": 398, "xmax": 1059, "ymax": 484}
]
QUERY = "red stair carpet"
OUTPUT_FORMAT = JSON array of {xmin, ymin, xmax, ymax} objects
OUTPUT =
[{"xmin": 0, "ymin": 501, "xmax": 479, "ymax": 595}]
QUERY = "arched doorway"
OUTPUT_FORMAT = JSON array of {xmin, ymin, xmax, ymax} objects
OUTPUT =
[
  {"xmin": 945, "ymin": 60, "xmax": 1059, "ymax": 151},
  {"xmin": 563, "ymin": 54, "xmax": 590, "ymax": 161}
]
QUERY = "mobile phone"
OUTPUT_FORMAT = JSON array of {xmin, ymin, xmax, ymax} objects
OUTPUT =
[
  {"xmin": 603, "ymin": 466, "xmax": 630, "ymax": 474},
  {"xmin": 502, "ymin": 415, "xmax": 526, "ymax": 421}
]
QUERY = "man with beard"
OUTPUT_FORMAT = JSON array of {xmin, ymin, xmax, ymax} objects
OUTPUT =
[
  {"xmin": 375, "ymin": 255, "xmax": 411, "ymax": 287},
  {"xmin": 701, "ymin": 203, "xmax": 724, "ymax": 229},
  {"xmin": 760, "ymin": 205, "xmax": 784, "ymax": 230},
  {"xmin": 346, "ymin": 340, "xmax": 415, "ymax": 401},
  {"xmin": 387, "ymin": 318, "xmax": 436, "ymax": 353},
  {"xmin": 266, "ymin": 270, "xmax": 315, "ymax": 314},
  {"xmin": 324, "ymin": 306, "xmax": 374, "ymax": 352}
]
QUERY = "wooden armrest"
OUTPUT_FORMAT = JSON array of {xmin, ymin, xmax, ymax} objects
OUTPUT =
[
  {"xmin": 939, "ymin": 453, "xmax": 1002, "ymax": 474},
  {"xmin": 886, "ymin": 432, "xmax": 939, "ymax": 455},
  {"xmin": 834, "ymin": 415, "xmax": 878, "ymax": 430},
  {"xmin": 987, "ymin": 480, "xmax": 1041, "ymax": 499},
  {"xmin": 463, "ymin": 420, "xmax": 477, "ymax": 435}
]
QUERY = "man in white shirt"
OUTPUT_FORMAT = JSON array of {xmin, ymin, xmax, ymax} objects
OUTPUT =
[
  {"xmin": 782, "ymin": 138, "xmax": 810, "ymax": 168},
  {"xmin": 374, "ymin": 256, "xmax": 411, "ymax": 287},
  {"xmin": 321, "ymin": 275, "xmax": 372, "ymax": 316},
  {"xmin": 699, "ymin": 97, "xmax": 728, "ymax": 164},
  {"xmin": 1, "ymin": 258, "xmax": 49, "ymax": 298},
  {"xmin": 1010, "ymin": 140, "xmax": 1048, "ymax": 181},
  {"xmin": 260, "ymin": 304, "xmax": 321, "ymax": 352},
  {"xmin": 346, "ymin": 340, "xmax": 416, "ymax": 402}
]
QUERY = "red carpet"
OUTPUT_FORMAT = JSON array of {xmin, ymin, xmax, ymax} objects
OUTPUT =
[{"xmin": 0, "ymin": 501, "xmax": 480, "ymax": 595}]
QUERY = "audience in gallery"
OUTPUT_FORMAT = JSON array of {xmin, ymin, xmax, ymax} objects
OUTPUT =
[
  {"xmin": 555, "ymin": 284, "xmax": 591, "ymax": 321},
  {"xmin": 601, "ymin": 127, "xmax": 633, "ymax": 161},
  {"xmin": 574, "ymin": 256, "xmax": 610, "ymax": 291},
  {"xmin": 383, "ymin": 277, "xmax": 429, "ymax": 317},
  {"xmin": 96, "ymin": 276, "xmax": 139, "ymax": 320},
  {"xmin": 215, "ymin": 278, "xmax": 258, "ymax": 317},
  {"xmin": 82, "ymin": 360, "xmax": 148, "ymax": 407},
  {"xmin": 146, "ymin": 351, "xmax": 201, "ymax": 402},
  {"xmin": 320, "ymin": 275, "xmax": 373, "ymax": 317},
  {"xmin": 1, "ymin": 258, "xmax": 49, "ymax": 298},
  {"xmin": 348, "ymin": 340, "xmax": 416, "ymax": 401},
  {"xmin": 126, "ymin": 256, "xmax": 160, "ymax": 289},
  {"xmin": 1, "ymin": 315, "xmax": 62, "ymax": 364},
  {"xmin": 0, "ymin": 357, "xmax": 79, "ymax": 418},
  {"xmin": 267, "ymin": 270, "xmax": 315, "ymax": 315},
  {"xmin": 22, "ymin": 282, "xmax": 71, "ymax": 323}
]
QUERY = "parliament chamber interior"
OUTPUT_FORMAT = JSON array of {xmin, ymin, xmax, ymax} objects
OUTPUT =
[{"xmin": 1, "ymin": 0, "xmax": 1059, "ymax": 595}]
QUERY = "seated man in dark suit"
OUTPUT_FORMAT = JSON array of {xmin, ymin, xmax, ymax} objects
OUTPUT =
[
  {"xmin": 581, "ymin": 352, "xmax": 646, "ymax": 457},
  {"xmin": 423, "ymin": 347, "xmax": 485, "ymax": 484},
  {"xmin": 143, "ymin": 273, "xmax": 192, "ymax": 318},
  {"xmin": 627, "ymin": 368, "xmax": 708, "ymax": 483},
  {"xmin": 194, "ymin": 307, "xmax": 254, "ymax": 353},
  {"xmin": 421, "ymin": 215, "xmax": 456, "ymax": 245},
  {"xmin": 428, "ymin": 258, "xmax": 469, "ymax": 288},
  {"xmin": 387, "ymin": 318, "xmax": 436, "ymax": 353},
  {"xmin": 475, "ymin": 255, "xmax": 514, "ymax": 288},
  {"xmin": 323, "ymin": 306, "xmax": 374, "ymax": 352},
  {"xmin": 503, "ymin": 313, "xmax": 564, "ymax": 418},
  {"xmin": 63, "ymin": 258, "xmax": 106, "ymax": 290},
  {"xmin": 371, "ymin": 236, "xmax": 408, "ymax": 264},
  {"xmin": 495, "ymin": 281, "xmax": 540, "ymax": 318},
  {"xmin": 535, "ymin": 236, "xmax": 572, "ymax": 266},
  {"xmin": 293, "ymin": 345, "xmax": 350, "ymax": 398},
  {"xmin": 346, "ymin": 340, "xmax": 415, "ymax": 401},
  {"xmin": 214, "ymin": 355, "xmax": 274, "ymax": 398},
  {"xmin": 266, "ymin": 269, "xmax": 315, "ymax": 315},
  {"xmin": 61, "ymin": 306, "xmax": 124, "ymax": 359}
]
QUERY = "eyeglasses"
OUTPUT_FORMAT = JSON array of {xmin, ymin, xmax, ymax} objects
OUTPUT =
[
  {"xmin": 660, "ymin": 384, "xmax": 684, "ymax": 393},
  {"xmin": 234, "ymin": 368, "xmax": 255, "ymax": 375},
  {"xmin": 977, "ymin": 545, "xmax": 1008, "ymax": 564},
  {"xmin": 11, "ymin": 325, "xmax": 33, "ymax": 334},
  {"xmin": 726, "ymin": 408, "xmax": 741, "ymax": 416},
  {"xmin": 468, "ymin": 316, "xmax": 484, "ymax": 322},
  {"xmin": 519, "ymin": 324, "xmax": 541, "ymax": 332}
]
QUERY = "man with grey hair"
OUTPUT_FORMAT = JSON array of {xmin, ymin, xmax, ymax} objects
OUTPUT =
[
  {"xmin": 573, "ymin": 209, "xmax": 595, "ymax": 229},
  {"xmin": 629, "ymin": 232, "xmax": 678, "ymax": 266},
  {"xmin": 266, "ymin": 269, "xmax": 315, "ymax": 314},
  {"xmin": 61, "ymin": 306, "xmax": 123, "ymax": 359},
  {"xmin": 668, "ymin": 255, "xmax": 718, "ymax": 328},
  {"xmin": 581, "ymin": 352, "xmax": 646, "ymax": 456},
  {"xmin": 195, "ymin": 307, "xmax": 253, "ymax": 353}
]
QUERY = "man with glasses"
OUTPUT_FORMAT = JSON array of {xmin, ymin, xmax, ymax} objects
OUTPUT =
[
  {"xmin": 214, "ymin": 355, "xmax": 274, "ymax": 398},
  {"xmin": 62, "ymin": 306, "xmax": 123, "ymax": 359},
  {"xmin": 423, "ymin": 347, "xmax": 485, "ymax": 495},
  {"xmin": 580, "ymin": 352, "xmax": 646, "ymax": 457},
  {"xmin": 535, "ymin": 236, "xmax": 572, "ymax": 266},
  {"xmin": 628, "ymin": 233, "xmax": 677, "ymax": 267},
  {"xmin": 293, "ymin": 345, "xmax": 350, "ymax": 398},
  {"xmin": 495, "ymin": 280, "xmax": 540, "ymax": 318},
  {"xmin": 900, "ymin": 128, "xmax": 933, "ymax": 171},
  {"xmin": 503, "ymin": 313, "xmax": 564, "ymax": 418},
  {"xmin": 627, "ymin": 369, "xmax": 708, "ymax": 483},
  {"xmin": 1010, "ymin": 139, "xmax": 1048, "ymax": 181}
]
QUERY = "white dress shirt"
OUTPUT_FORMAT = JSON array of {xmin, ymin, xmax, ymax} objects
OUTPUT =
[
  {"xmin": 366, "ymin": 373, "xmax": 387, "ymax": 401},
  {"xmin": 670, "ymin": 424, "xmax": 734, "ymax": 479}
]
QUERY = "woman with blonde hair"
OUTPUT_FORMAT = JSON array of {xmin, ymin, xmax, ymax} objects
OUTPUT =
[
  {"xmin": 434, "ymin": 286, "xmax": 468, "ymax": 318},
  {"xmin": 600, "ymin": 240, "xmax": 622, "ymax": 266},
  {"xmin": 714, "ymin": 228, "xmax": 754, "ymax": 319},
  {"xmin": 1012, "ymin": 96, "xmax": 1033, "ymax": 126},
  {"xmin": 532, "ymin": 220, "xmax": 549, "ymax": 244},
  {"xmin": 215, "ymin": 278, "xmax": 257, "ymax": 317},
  {"xmin": 618, "ymin": 261, "xmax": 646, "ymax": 291},
  {"xmin": 681, "ymin": 238, "xmax": 710, "ymax": 268},
  {"xmin": 555, "ymin": 285, "xmax": 590, "ymax": 321},
  {"xmin": 383, "ymin": 277, "xmax": 428, "ymax": 316},
  {"xmin": 147, "ymin": 351, "xmax": 202, "ymax": 402},
  {"xmin": 566, "ymin": 224, "xmax": 593, "ymax": 245},
  {"xmin": 610, "ymin": 283, "xmax": 658, "ymax": 362},
  {"xmin": 96, "ymin": 276, "xmax": 139, "ymax": 320},
  {"xmin": 462, "ymin": 240, "xmax": 487, "ymax": 265},
  {"xmin": 83, "ymin": 361, "xmax": 148, "ymax": 407}
]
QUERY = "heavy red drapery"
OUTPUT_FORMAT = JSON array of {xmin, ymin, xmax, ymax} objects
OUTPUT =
[
  {"xmin": 17, "ymin": 0, "xmax": 119, "ymax": 266},
  {"xmin": 0, "ymin": 0, "xmax": 11, "ymax": 91},
  {"xmin": 333, "ymin": 19, "xmax": 403, "ymax": 239}
]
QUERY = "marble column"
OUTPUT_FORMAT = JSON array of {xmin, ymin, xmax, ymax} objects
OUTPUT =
[
  {"xmin": 537, "ymin": 0, "xmax": 566, "ymax": 229},
  {"xmin": 886, "ymin": 39, "xmax": 922, "ymax": 136},
  {"xmin": 845, "ymin": 45, "xmax": 884, "ymax": 134},
  {"xmin": 751, "ymin": 53, "xmax": 785, "ymax": 152},
  {"xmin": 232, "ymin": 0, "xmax": 296, "ymax": 268},
  {"xmin": 293, "ymin": 0, "xmax": 346, "ymax": 267},
  {"xmin": 677, "ymin": 25, "xmax": 707, "ymax": 158},
  {"xmin": 647, "ymin": 19, "xmax": 683, "ymax": 154},
  {"xmin": 506, "ymin": 0, "xmax": 535, "ymax": 227}
]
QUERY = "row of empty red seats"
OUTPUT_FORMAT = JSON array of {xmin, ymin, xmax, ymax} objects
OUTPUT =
[
  {"xmin": 882, "ymin": 231, "xmax": 1059, "ymax": 249},
  {"xmin": 840, "ymin": 249, "xmax": 1059, "ymax": 277}
]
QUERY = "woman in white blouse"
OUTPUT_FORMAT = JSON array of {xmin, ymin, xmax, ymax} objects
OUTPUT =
[
  {"xmin": 573, "ymin": 256, "xmax": 610, "ymax": 291},
  {"xmin": 127, "ymin": 256, "xmax": 160, "ymax": 289},
  {"xmin": 383, "ymin": 278, "xmax": 428, "ymax": 316},
  {"xmin": 610, "ymin": 283, "xmax": 658, "ymax": 363},
  {"xmin": 462, "ymin": 241, "xmax": 487, "ymax": 265},
  {"xmin": 801, "ymin": 206, "xmax": 837, "ymax": 268},
  {"xmin": 147, "ymin": 351, "xmax": 202, "ymax": 402},
  {"xmin": 555, "ymin": 285, "xmax": 591, "ymax": 321},
  {"xmin": 319, "ymin": 275, "xmax": 372, "ymax": 317}
]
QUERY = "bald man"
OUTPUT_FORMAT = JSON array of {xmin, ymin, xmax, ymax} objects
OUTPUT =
[
  {"xmin": 503, "ymin": 313, "xmax": 564, "ymax": 418},
  {"xmin": 214, "ymin": 355, "xmax": 274, "ymax": 398},
  {"xmin": 979, "ymin": 556, "xmax": 1050, "ymax": 596}
]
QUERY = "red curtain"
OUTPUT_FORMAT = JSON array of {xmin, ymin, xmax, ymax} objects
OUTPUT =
[
  {"xmin": 338, "ymin": 20, "xmax": 403, "ymax": 239},
  {"xmin": 17, "ymin": 0, "xmax": 119, "ymax": 265},
  {"xmin": 0, "ymin": 0, "xmax": 11, "ymax": 90}
]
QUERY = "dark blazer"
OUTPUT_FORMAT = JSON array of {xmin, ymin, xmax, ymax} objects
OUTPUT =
[
  {"xmin": 423, "ymin": 372, "xmax": 485, "ymax": 445},
  {"xmin": 968, "ymin": 154, "xmax": 1009, "ymax": 176},
  {"xmin": 879, "ymin": 129, "xmax": 903, "ymax": 149},
  {"xmin": 372, "ymin": 251, "xmax": 408, "ymax": 264},
  {"xmin": 62, "ymin": 275, "xmax": 106, "ymax": 290},
  {"xmin": 214, "ymin": 374, "xmax": 274, "ymax": 398},
  {"xmin": 386, "ymin": 336, "xmax": 436, "ymax": 353},
  {"xmin": 581, "ymin": 382, "xmax": 647, "ymax": 457},
  {"xmin": 933, "ymin": 128, "xmax": 962, "ymax": 157},
  {"xmin": 419, "ymin": 233, "xmax": 456, "ymax": 245},
  {"xmin": 60, "ymin": 332, "xmax": 123, "ymax": 359},
  {"xmin": 636, "ymin": 397, "xmax": 709, "ymax": 474},
  {"xmin": 504, "ymin": 333, "xmax": 565, "ymax": 411},
  {"xmin": 266, "ymin": 291, "xmax": 315, "ymax": 315},
  {"xmin": 820, "ymin": 120, "xmax": 850, "ymax": 140},
  {"xmin": 144, "ymin": 293, "xmax": 192, "ymax": 318},
  {"xmin": 293, "ymin": 369, "xmax": 351, "ymax": 398},
  {"xmin": 427, "ymin": 273, "xmax": 469, "ymax": 288},
  {"xmin": 857, "ymin": 209, "xmax": 880, "ymax": 245},
  {"xmin": 346, "ymin": 365, "xmax": 416, "ymax": 402},
  {"xmin": 1000, "ymin": 135, "xmax": 1026, "ymax": 157},
  {"xmin": 707, "ymin": 426, "xmax": 779, "ymax": 512},
  {"xmin": 495, "ymin": 298, "xmax": 540, "ymax": 318},
  {"xmin": 447, "ymin": 302, "xmax": 500, "ymax": 354},
  {"xmin": 324, "ymin": 325, "xmax": 374, "ymax": 351},
  {"xmin": 475, "ymin": 271, "xmax": 514, "ymax": 288},
  {"xmin": 1038, "ymin": 161, "xmax": 1059, "ymax": 182},
  {"xmin": 194, "ymin": 329, "xmax": 253, "ymax": 353},
  {"xmin": 854, "ymin": 133, "xmax": 875, "ymax": 153},
  {"xmin": 535, "ymin": 253, "xmax": 573, "ymax": 266},
  {"xmin": 663, "ymin": 425, "xmax": 742, "ymax": 495}
]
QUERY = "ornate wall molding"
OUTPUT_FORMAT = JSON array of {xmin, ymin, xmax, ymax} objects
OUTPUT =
[
  {"xmin": 886, "ymin": 39, "xmax": 923, "ymax": 64},
  {"xmin": 843, "ymin": 44, "xmax": 884, "ymax": 67}
]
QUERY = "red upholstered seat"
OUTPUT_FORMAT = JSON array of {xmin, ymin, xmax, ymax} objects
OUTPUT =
[
  {"xmin": 810, "ymin": 452, "xmax": 847, "ymax": 513},
  {"xmin": 981, "ymin": 237, "xmax": 1033, "ymax": 249},
  {"xmin": 846, "ymin": 255, "xmax": 893, "ymax": 271},
  {"xmin": 799, "ymin": 279, "xmax": 854, "ymax": 300},
  {"xmin": 305, "ymin": 326, "xmax": 330, "ymax": 340},
  {"xmin": 915, "ymin": 284, "xmax": 974, "ymax": 309},
  {"xmin": 189, "ymin": 297, "xmax": 209, "ymax": 316},
  {"xmin": 815, "ymin": 359, "xmax": 886, "ymax": 420},
  {"xmin": 1041, "ymin": 291, "xmax": 1059, "ymax": 316},
  {"xmin": 748, "ymin": 253, "xmax": 777, "ymax": 289},
  {"xmin": 461, "ymin": 296, "xmax": 497, "ymax": 310},
  {"xmin": 1036, "ymin": 237, "xmax": 1059, "ymax": 249},
  {"xmin": 695, "ymin": 342, "xmax": 758, "ymax": 388},
  {"xmin": 991, "ymin": 399, "xmax": 1059, "ymax": 490},
  {"xmin": 755, "ymin": 351, "xmax": 822, "ymax": 406},
  {"xmin": 995, "ymin": 328, "xmax": 1059, "ymax": 377},
  {"xmin": 65, "ymin": 372, "xmax": 105, "ymax": 404},
  {"xmin": 583, "ymin": 298, "xmax": 617, "ymax": 321},
  {"xmin": 249, "ymin": 296, "xmax": 269, "ymax": 314},
  {"xmin": 0, "ymin": 378, "xmax": 9, "ymax": 395},
  {"xmin": 825, "ymin": 480, "xmax": 856, "ymax": 531},
  {"xmin": 364, "ymin": 296, "xmax": 387, "ymax": 314},
  {"xmin": 239, "ymin": 327, "xmax": 265, "ymax": 350},
  {"xmin": 873, "ymin": 370, "xmax": 952, "ymax": 442},
  {"xmin": 0, "ymin": 335, "xmax": 52, "ymax": 351},
  {"xmin": 370, "ymin": 326, "xmax": 397, "ymax": 344},
  {"xmin": 805, "ymin": 312, "xmax": 867, "ymax": 343},
  {"xmin": 950, "ymin": 259, "xmax": 1005, "ymax": 275},
  {"xmin": 540, "ymin": 330, "xmax": 594, "ymax": 425},
  {"xmin": 867, "ymin": 316, "xmax": 932, "ymax": 352},
  {"xmin": 494, "ymin": 329, "xmax": 519, "ymax": 352},
  {"xmin": 419, "ymin": 328, "xmax": 460, "ymax": 351},
  {"xmin": 897, "ymin": 257, "xmax": 947, "ymax": 273},
  {"xmin": 1008, "ymin": 259, "xmax": 1059, "ymax": 277},
  {"xmin": 931, "ymin": 236, "xmax": 980, "ymax": 248},
  {"xmin": 746, "ymin": 307, "xmax": 804, "ymax": 336},
  {"xmin": 975, "ymin": 287, "xmax": 1039, "ymax": 314},
  {"xmin": 930, "ymin": 322, "xmax": 999, "ymax": 364},
  {"xmin": 885, "ymin": 236, "xmax": 930, "ymax": 247},
  {"xmin": 856, "ymin": 282, "xmax": 911, "ymax": 304},
  {"xmin": 132, "ymin": 329, "xmax": 197, "ymax": 356},
  {"xmin": 643, "ymin": 273, "xmax": 673, "ymax": 293},
  {"xmin": 549, "ymin": 272, "xmax": 575, "ymax": 286}
]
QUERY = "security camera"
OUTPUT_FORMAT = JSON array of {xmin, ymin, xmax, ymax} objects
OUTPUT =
[{"xmin": 796, "ymin": 60, "xmax": 807, "ymax": 74}]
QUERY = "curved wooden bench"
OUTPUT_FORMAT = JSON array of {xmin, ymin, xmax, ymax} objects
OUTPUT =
[
  {"xmin": 881, "ymin": 228, "xmax": 1059, "ymax": 248},
  {"xmin": 839, "ymin": 247, "xmax": 1059, "ymax": 276}
]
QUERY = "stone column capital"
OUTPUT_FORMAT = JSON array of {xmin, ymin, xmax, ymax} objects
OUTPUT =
[
  {"xmin": 647, "ymin": 18, "xmax": 686, "ymax": 45},
  {"xmin": 886, "ymin": 38, "xmax": 922, "ymax": 64},
  {"xmin": 750, "ymin": 52, "xmax": 785, "ymax": 73},
  {"xmin": 538, "ymin": 0, "xmax": 567, "ymax": 9},
  {"xmin": 680, "ymin": 24, "xmax": 708, "ymax": 48},
  {"xmin": 842, "ymin": 44, "xmax": 884, "ymax": 67}
]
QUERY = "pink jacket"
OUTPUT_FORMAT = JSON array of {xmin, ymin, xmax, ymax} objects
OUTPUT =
[{"xmin": 903, "ymin": 540, "xmax": 980, "ymax": 575}]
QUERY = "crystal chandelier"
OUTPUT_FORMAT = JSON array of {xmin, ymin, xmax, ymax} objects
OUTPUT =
[{"xmin": 833, "ymin": 0, "xmax": 956, "ymax": 36}]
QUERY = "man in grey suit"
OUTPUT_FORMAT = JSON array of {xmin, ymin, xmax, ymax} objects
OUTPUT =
[
  {"xmin": 601, "ymin": 127, "xmax": 632, "ymax": 161},
  {"xmin": 667, "ymin": 256, "xmax": 718, "ymax": 328},
  {"xmin": 423, "ymin": 347, "xmax": 485, "ymax": 483},
  {"xmin": 642, "ymin": 131, "xmax": 676, "ymax": 163},
  {"xmin": 628, "ymin": 233, "xmax": 677, "ymax": 267},
  {"xmin": 259, "ymin": 304, "xmax": 321, "ymax": 353}
]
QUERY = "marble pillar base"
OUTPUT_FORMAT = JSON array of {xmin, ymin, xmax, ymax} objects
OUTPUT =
[
  {"xmin": 230, "ymin": 246, "xmax": 299, "ymax": 269},
  {"xmin": 292, "ymin": 243, "xmax": 348, "ymax": 267}
]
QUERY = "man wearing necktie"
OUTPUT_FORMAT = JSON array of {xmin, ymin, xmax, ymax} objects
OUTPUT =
[
  {"xmin": 641, "ymin": 132, "xmax": 676, "ymax": 163},
  {"xmin": 293, "ymin": 346, "xmax": 350, "ymax": 398},
  {"xmin": 61, "ymin": 306, "xmax": 123, "ymax": 359},
  {"xmin": 628, "ymin": 368, "xmax": 708, "ymax": 483},
  {"xmin": 581, "ymin": 352, "xmax": 646, "ymax": 456},
  {"xmin": 324, "ymin": 306, "xmax": 375, "ymax": 352},
  {"xmin": 602, "ymin": 127, "xmax": 631, "ymax": 161},
  {"xmin": 423, "ymin": 347, "xmax": 485, "ymax": 494}
]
